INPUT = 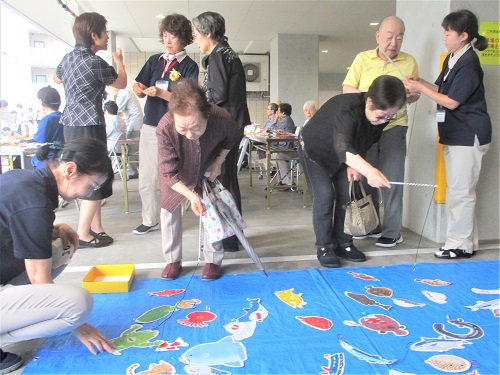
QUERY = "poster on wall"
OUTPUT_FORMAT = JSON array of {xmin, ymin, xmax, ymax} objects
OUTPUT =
[{"xmin": 479, "ymin": 21, "xmax": 499, "ymax": 65}]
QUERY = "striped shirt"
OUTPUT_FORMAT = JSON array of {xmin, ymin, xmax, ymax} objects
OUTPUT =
[{"xmin": 157, "ymin": 105, "xmax": 241, "ymax": 212}]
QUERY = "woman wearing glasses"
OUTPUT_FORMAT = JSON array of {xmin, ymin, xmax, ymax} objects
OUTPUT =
[
  {"xmin": 0, "ymin": 139, "xmax": 115, "ymax": 372},
  {"xmin": 298, "ymin": 75, "xmax": 406, "ymax": 268}
]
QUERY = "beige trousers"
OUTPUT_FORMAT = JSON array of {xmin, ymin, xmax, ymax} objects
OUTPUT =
[
  {"xmin": 138, "ymin": 124, "xmax": 159, "ymax": 227},
  {"xmin": 160, "ymin": 206, "xmax": 224, "ymax": 265},
  {"xmin": 443, "ymin": 137, "xmax": 489, "ymax": 252}
]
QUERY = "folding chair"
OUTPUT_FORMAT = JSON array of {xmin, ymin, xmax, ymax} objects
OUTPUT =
[{"xmin": 108, "ymin": 132, "xmax": 124, "ymax": 180}]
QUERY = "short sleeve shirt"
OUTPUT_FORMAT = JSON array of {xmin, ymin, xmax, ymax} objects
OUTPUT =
[
  {"xmin": 136, "ymin": 54, "xmax": 199, "ymax": 126},
  {"xmin": 0, "ymin": 168, "xmax": 58, "ymax": 284},
  {"xmin": 342, "ymin": 48, "xmax": 418, "ymax": 130},
  {"xmin": 56, "ymin": 47, "xmax": 117, "ymax": 127},
  {"xmin": 435, "ymin": 48, "xmax": 492, "ymax": 146},
  {"xmin": 301, "ymin": 93, "xmax": 388, "ymax": 175}
]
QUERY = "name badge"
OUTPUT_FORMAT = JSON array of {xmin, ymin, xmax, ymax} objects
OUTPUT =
[
  {"xmin": 436, "ymin": 109, "xmax": 446, "ymax": 123},
  {"xmin": 155, "ymin": 80, "xmax": 168, "ymax": 91}
]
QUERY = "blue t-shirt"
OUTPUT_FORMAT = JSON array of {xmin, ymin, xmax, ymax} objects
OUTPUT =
[
  {"xmin": 31, "ymin": 111, "xmax": 64, "ymax": 169},
  {"xmin": 0, "ymin": 167, "xmax": 58, "ymax": 284}
]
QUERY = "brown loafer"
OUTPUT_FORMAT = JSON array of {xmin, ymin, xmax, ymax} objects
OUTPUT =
[
  {"xmin": 161, "ymin": 262, "xmax": 182, "ymax": 280},
  {"xmin": 202, "ymin": 263, "xmax": 221, "ymax": 281}
]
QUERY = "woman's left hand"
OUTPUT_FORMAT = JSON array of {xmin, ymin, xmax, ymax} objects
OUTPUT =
[
  {"xmin": 53, "ymin": 224, "xmax": 79, "ymax": 250},
  {"xmin": 142, "ymin": 86, "xmax": 162, "ymax": 97},
  {"xmin": 205, "ymin": 159, "xmax": 224, "ymax": 182},
  {"xmin": 73, "ymin": 323, "xmax": 115, "ymax": 355},
  {"xmin": 347, "ymin": 167, "xmax": 361, "ymax": 182}
]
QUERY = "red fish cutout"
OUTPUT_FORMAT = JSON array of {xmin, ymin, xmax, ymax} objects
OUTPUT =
[
  {"xmin": 296, "ymin": 316, "xmax": 333, "ymax": 331},
  {"xmin": 344, "ymin": 314, "xmax": 409, "ymax": 336},
  {"xmin": 347, "ymin": 271, "xmax": 379, "ymax": 281},
  {"xmin": 149, "ymin": 289, "xmax": 185, "ymax": 297}
]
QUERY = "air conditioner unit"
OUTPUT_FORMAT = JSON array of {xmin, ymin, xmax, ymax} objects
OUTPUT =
[{"xmin": 239, "ymin": 54, "xmax": 269, "ymax": 92}]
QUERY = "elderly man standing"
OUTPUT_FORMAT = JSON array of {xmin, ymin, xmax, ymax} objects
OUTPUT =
[
  {"xmin": 342, "ymin": 15, "xmax": 420, "ymax": 248},
  {"xmin": 156, "ymin": 78, "xmax": 241, "ymax": 281}
]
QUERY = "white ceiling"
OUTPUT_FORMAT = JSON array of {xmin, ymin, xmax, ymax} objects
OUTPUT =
[{"xmin": 3, "ymin": 0, "xmax": 396, "ymax": 74}]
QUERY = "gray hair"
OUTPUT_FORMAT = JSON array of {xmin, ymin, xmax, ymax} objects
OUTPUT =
[
  {"xmin": 303, "ymin": 100, "xmax": 317, "ymax": 111},
  {"xmin": 192, "ymin": 11, "xmax": 227, "ymax": 43}
]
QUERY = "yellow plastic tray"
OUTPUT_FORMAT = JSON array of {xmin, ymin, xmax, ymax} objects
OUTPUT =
[{"xmin": 82, "ymin": 264, "xmax": 135, "ymax": 293}]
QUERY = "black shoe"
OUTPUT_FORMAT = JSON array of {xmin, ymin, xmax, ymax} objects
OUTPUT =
[
  {"xmin": 132, "ymin": 223, "xmax": 159, "ymax": 235},
  {"xmin": 0, "ymin": 349, "xmax": 23, "ymax": 374},
  {"xmin": 335, "ymin": 244, "xmax": 366, "ymax": 262},
  {"xmin": 317, "ymin": 244, "xmax": 341, "ymax": 268},
  {"xmin": 434, "ymin": 248, "xmax": 476, "ymax": 259},
  {"xmin": 376, "ymin": 235, "xmax": 403, "ymax": 248},
  {"xmin": 353, "ymin": 231, "xmax": 382, "ymax": 240}
]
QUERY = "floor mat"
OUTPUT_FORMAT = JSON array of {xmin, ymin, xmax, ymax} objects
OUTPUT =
[{"xmin": 23, "ymin": 260, "xmax": 499, "ymax": 375}]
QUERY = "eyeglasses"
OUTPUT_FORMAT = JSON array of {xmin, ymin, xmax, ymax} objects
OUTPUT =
[{"xmin": 375, "ymin": 114, "xmax": 395, "ymax": 121}]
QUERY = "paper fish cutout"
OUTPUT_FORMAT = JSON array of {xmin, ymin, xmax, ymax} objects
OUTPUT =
[
  {"xmin": 467, "ymin": 370, "xmax": 480, "ymax": 375},
  {"xmin": 178, "ymin": 311, "xmax": 217, "ymax": 328},
  {"xmin": 347, "ymin": 271, "xmax": 379, "ymax": 281},
  {"xmin": 275, "ymin": 288, "xmax": 307, "ymax": 308},
  {"xmin": 344, "ymin": 314, "xmax": 409, "ymax": 336},
  {"xmin": 425, "ymin": 355, "xmax": 471, "ymax": 372},
  {"xmin": 135, "ymin": 305, "xmax": 178, "ymax": 323},
  {"xmin": 388, "ymin": 371, "xmax": 416, "ymax": 375},
  {"xmin": 296, "ymin": 316, "xmax": 332, "ymax": 331},
  {"xmin": 465, "ymin": 298, "xmax": 500, "ymax": 317},
  {"xmin": 126, "ymin": 360, "xmax": 175, "ymax": 375},
  {"xmin": 422, "ymin": 290, "xmax": 447, "ymax": 304},
  {"xmin": 177, "ymin": 299, "xmax": 202, "ymax": 309},
  {"xmin": 433, "ymin": 317, "xmax": 484, "ymax": 340},
  {"xmin": 392, "ymin": 297, "xmax": 426, "ymax": 308},
  {"xmin": 184, "ymin": 365, "xmax": 231, "ymax": 374},
  {"xmin": 345, "ymin": 291, "xmax": 392, "ymax": 310},
  {"xmin": 224, "ymin": 321, "xmax": 257, "ymax": 341},
  {"xmin": 111, "ymin": 324, "xmax": 163, "ymax": 352},
  {"xmin": 414, "ymin": 278, "xmax": 452, "ymax": 286},
  {"xmin": 471, "ymin": 288, "xmax": 500, "ymax": 295},
  {"xmin": 179, "ymin": 336, "xmax": 247, "ymax": 367},
  {"xmin": 148, "ymin": 289, "xmax": 185, "ymax": 297},
  {"xmin": 155, "ymin": 337, "xmax": 188, "ymax": 351},
  {"xmin": 410, "ymin": 336, "xmax": 472, "ymax": 352},
  {"xmin": 365, "ymin": 285, "xmax": 394, "ymax": 297},
  {"xmin": 338, "ymin": 335, "xmax": 396, "ymax": 364},
  {"xmin": 237, "ymin": 298, "xmax": 268, "ymax": 322},
  {"xmin": 320, "ymin": 353, "xmax": 345, "ymax": 375}
]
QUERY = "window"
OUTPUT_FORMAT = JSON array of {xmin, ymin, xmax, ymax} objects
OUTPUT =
[
  {"xmin": 33, "ymin": 41, "xmax": 45, "ymax": 48},
  {"xmin": 35, "ymin": 75, "xmax": 47, "ymax": 83}
]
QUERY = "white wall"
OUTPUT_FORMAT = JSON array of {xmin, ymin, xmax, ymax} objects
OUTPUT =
[{"xmin": 397, "ymin": 0, "xmax": 499, "ymax": 242}]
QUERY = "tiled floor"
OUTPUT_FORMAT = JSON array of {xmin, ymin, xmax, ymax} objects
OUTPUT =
[{"xmin": 5, "ymin": 168, "xmax": 499, "ymax": 374}]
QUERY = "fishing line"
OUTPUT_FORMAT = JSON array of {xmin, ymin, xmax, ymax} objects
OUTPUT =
[
  {"xmin": 412, "ymin": 188, "xmax": 437, "ymax": 270},
  {"xmin": 152, "ymin": 213, "xmax": 203, "ymax": 330}
]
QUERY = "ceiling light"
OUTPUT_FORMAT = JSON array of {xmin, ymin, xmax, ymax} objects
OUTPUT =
[
  {"xmin": 321, "ymin": 50, "xmax": 329, "ymax": 53},
  {"xmin": 370, "ymin": 22, "xmax": 379, "ymax": 26},
  {"xmin": 156, "ymin": 14, "xmax": 164, "ymax": 19}
]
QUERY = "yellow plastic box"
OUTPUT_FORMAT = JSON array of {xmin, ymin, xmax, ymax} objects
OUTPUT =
[{"xmin": 82, "ymin": 264, "xmax": 135, "ymax": 293}]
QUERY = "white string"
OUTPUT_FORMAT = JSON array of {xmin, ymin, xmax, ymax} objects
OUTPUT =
[{"xmin": 388, "ymin": 181, "xmax": 437, "ymax": 188}]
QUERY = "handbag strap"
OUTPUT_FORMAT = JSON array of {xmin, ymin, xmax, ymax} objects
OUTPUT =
[{"xmin": 349, "ymin": 180, "xmax": 368, "ymax": 201}]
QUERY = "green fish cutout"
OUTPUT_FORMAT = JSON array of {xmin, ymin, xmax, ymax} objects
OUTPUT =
[
  {"xmin": 111, "ymin": 324, "xmax": 163, "ymax": 352},
  {"xmin": 136, "ymin": 305, "xmax": 178, "ymax": 323}
]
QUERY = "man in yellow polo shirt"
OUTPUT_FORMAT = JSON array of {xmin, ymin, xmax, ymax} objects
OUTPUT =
[{"xmin": 343, "ymin": 15, "xmax": 420, "ymax": 248}]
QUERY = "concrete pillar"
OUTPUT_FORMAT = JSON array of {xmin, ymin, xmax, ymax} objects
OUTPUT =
[{"xmin": 270, "ymin": 34, "xmax": 319, "ymax": 126}]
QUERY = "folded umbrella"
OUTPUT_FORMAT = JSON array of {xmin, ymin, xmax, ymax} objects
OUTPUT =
[{"xmin": 203, "ymin": 179, "xmax": 268, "ymax": 276}]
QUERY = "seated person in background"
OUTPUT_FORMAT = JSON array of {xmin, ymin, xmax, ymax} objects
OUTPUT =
[
  {"xmin": 272, "ymin": 103, "xmax": 296, "ymax": 190},
  {"xmin": 257, "ymin": 102, "xmax": 279, "ymax": 163},
  {"xmin": 106, "ymin": 87, "xmax": 143, "ymax": 179},
  {"xmin": 31, "ymin": 86, "xmax": 64, "ymax": 169},
  {"xmin": 301, "ymin": 100, "xmax": 318, "ymax": 128},
  {"xmin": 0, "ymin": 139, "xmax": 115, "ymax": 373},
  {"xmin": 104, "ymin": 100, "xmax": 126, "ymax": 153}
]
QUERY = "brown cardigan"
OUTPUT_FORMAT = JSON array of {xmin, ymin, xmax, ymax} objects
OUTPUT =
[{"xmin": 156, "ymin": 105, "xmax": 240, "ymax": 212}]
